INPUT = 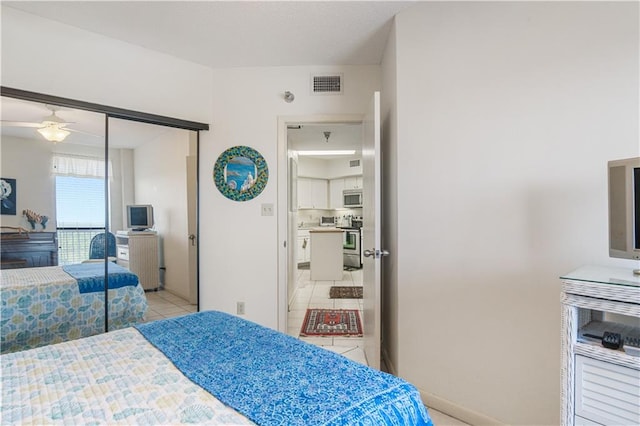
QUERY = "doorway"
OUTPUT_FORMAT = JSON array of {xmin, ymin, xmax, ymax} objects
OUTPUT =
[{"xmin": 277, "ymin": 115, "xmax": 366, "ymax": 363}]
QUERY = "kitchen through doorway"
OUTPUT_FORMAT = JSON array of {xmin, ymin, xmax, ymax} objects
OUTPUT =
[{"xmin": 285, "ymin": 121, "xmax": 365, "ymax": 356}]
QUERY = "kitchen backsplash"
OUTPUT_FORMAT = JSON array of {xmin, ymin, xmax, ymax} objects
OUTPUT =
[{"xmin": 297, "ymin": 208, "xmax": 362, "ymax": 228}]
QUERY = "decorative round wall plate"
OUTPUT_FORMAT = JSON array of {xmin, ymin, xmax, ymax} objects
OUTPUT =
[{"xmin": 213, "ymin": 146, "xmax": 268, "ymax": 201}]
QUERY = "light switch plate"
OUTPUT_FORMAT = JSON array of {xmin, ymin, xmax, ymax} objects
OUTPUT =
[{"xmin": 261, "ymin": 203, "xmax": 274, "ymax": 216}]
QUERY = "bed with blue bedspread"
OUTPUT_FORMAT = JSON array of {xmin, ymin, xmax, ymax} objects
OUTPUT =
[
  {"xmin": 0, "ymin": 262, "xmax": 147, "ymax": 354},
  {"xmin": 1, "ymin": 310, "xmax": 433, "ymax": 425}
]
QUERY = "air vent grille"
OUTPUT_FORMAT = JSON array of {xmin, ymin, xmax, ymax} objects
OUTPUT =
[
  {"xmin": 311, "ymin": 74, "xmax": 343, "ymax": 94},
  {"xmin": 349, "ymin": 160, "xmax": 360, "ymax": 167}
]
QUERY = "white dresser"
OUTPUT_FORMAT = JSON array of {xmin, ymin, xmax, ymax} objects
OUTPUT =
[
  {"xmin": 560, "ymin": 266, "xmax": 640, "ymax": 426},
  {"xmin": 116, "ymin": 231, "xmax": 159, "ymax": 291}
]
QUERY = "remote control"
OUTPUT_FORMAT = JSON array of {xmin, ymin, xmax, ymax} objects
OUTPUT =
[
  {"xmin": 623, "ymin": 336, "xmax": 640, "ymax": 357},
  {"xmin": 602, "ymin": 331, "xmax": 622, "ymax": 350}
]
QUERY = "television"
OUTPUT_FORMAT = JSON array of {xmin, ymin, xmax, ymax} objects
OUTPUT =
[
  {"xmin": 608, "ymin": 157, "xmax": 640, "ymax": 274},
  {"xmin": 126, "ymin": 204, "xmax": 154, "ymax": 231}
]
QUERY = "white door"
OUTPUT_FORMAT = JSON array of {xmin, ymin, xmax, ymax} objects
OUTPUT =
[
  {"xmin": 186, "ymin": 154, "xmax": 198, "ymax": 305},
  {"xmin": 362, "ymin": 92, "xmax": 383, "ymax": 369}
]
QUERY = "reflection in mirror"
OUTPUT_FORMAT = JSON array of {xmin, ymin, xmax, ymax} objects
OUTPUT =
[
  {"xmin": 109, "ymin": 118, "xmax": 198, "ymax": 306},
  {"xmin": 0, "ymin": 96, "xmax": 145, "ymax": 353}
]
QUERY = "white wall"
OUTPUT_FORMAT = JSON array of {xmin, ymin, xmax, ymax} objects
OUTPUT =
[
  {"xmin": 134, "ymin": 128, "xmax": 191, "ymax": 299},
  {"xmin": 385, "ymin": 2, "xmax": 639, "ymax": 425},
  {"xmin": 201, "ymin": 65, "xmax": 380, "ymax": 327},
  {"xmin": 0, "ymin": 136, "xmax": 56, "ymax": 230},
  {"xmin": 1, "ymin": 8, "xmax": 380, "ymax": 329},
  {"xmin": 0, "ymin": 135, "xmax": 119, "ymax": 231},
  {"xmin": 1, "ymin": 7, "xmax": 212, "ymax": 128}
]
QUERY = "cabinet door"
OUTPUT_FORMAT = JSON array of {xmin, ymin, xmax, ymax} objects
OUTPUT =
[
  {"xmin": 344, "ymin": 176, "xmax": 362, "ymax": 190},
  {"xmin": 297, "ymin": 237, "xmax": 306, "ymax": 263},
  {"xmin": 311, "ymin": 179, "xmax": 328, "ymax": 209},
  {"xmin": 329, "ymin": 179, "xmax": 345, "ymax": 209},
  {"xmin": 304, "ymin": 236, "xmax": 311, "ymax": 262},
  {"xmin": 298, "ymin": 178, "xmax": 328, "ymax": 208},
  {"xmin": 297, "ymin": 178, "xmax": 312, "ymax": 209},
  {"xmin": 575, "ymin": 355, "xmax": 640, "ymax": 426}
]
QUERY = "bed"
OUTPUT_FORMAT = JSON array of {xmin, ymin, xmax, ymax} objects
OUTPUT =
[
  {"xmin": 0, "ymin": 262, "xmax": 147, "ymax": 354},
  {"xmin": 1, "ymin": 310, "xmax": 433, "ymax": 425}
]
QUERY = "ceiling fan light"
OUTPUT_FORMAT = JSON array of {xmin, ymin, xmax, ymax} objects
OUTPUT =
[{"xmin": 38, "ymin": 125, "xmax": 70, "ymax": 142}]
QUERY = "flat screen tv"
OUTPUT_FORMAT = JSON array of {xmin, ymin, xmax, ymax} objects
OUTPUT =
[
  {"xmin": 126, "ymin": 204, "xmax": 154, "ymax": 231},
  {"xmin": 608, "ymin": 157, "xmax": 640, "ymax": 274}
]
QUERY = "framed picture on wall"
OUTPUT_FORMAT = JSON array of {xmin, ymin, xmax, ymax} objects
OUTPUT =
[
  {"xmin": 1, "ymin": 178, "xmax": 17, "ymax": 215},
  {"xmin": 213, "ymin": 146, "xmax": 268, "ymax": 202}
]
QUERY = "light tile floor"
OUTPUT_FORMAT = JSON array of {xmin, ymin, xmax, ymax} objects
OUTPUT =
[
  {"xmin": 286, "ymin": 267, "xmax": 366, "ymax": 364},
  {"xmin": 144, "ymin": 289, "xmax": 197, "ymax": 321},
  {"xmin": 287, "ymin": 266, "xmax": 469, "ymax": 426},
  {"xmin": 148, "ymin": 275, "xmax": 468, "ymax": 426}
]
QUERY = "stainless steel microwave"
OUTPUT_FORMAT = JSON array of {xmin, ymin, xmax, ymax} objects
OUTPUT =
[{"xmin": 343, "ymin": 189, "xmax": 363, "ymax": 208}]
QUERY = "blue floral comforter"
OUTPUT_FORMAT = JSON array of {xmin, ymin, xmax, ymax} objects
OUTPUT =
[
  {"xmin": 136, "ymin": 311, "xmax": 433, "ymax": 426},
  {"xmin": 0, "ymin": 265, "xmax": 147, "ymax": 354}
]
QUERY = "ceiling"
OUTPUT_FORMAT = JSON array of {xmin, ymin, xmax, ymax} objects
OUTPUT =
[
  {"xmin": 2, "ymin": 1, "xmax": 406, "ymax": 152},
  {"xmin": 3, "ymin": 1, "xmax": 415, "ymax": 68}
]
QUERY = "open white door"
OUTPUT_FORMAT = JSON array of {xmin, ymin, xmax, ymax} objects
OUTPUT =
[
  {"xmin": 362, "ymin": 92, "xmax": 383, "ymax": 369},
  {"xmin": 186, "ymin": 154, "xmax": 198, "ymax": 305}
]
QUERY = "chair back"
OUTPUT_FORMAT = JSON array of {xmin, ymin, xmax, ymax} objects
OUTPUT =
[{"xmin": 89, "ymin": 232, "xmax": 117, "ymax": 259}]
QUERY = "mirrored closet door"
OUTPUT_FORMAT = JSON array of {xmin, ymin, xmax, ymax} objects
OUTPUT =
[{"xmin": 1, "ymin": 90, "xmax": 205, "ymax": 354}]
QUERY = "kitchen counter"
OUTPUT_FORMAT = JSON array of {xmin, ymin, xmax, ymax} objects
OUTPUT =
[{"xmin": 309, "ymin": 227, "xmax": 343, "ymax": 233}]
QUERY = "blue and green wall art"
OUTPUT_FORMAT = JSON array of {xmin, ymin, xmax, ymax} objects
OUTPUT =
[{"xmin": 214, "ymin": 146, "xmax": 268, "ymax": 202}]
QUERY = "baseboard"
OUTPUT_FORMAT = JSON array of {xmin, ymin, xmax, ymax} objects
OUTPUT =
[
  {"xmin": 419, "ymin": 390, "xmax": 504, "ymax": 426},
  {"xmin": 381, "ymin": 347, "xmax": 503, "ymax": 426}
]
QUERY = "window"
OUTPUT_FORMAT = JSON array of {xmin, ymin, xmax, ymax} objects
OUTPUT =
[
  {"xmin": 55, "ymin": 176, "xmax": 105, "ymax": 228},
  {"xmin": 52, "ymin": 155, "xmax": 110, "ymax": 265}
]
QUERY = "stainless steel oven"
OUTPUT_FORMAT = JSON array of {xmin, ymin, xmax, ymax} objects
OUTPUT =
[{"xmin": 343, "ymin": 228, "xmax": 361, "ymax": 268}]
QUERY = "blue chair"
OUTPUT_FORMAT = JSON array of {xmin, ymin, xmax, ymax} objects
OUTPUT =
[{"xmin": 89, "ymin": 232, "xmax": 117, "ymax": 261}]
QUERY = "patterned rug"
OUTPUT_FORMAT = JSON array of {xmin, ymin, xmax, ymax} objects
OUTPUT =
[
  {"xmin": 329, "ymin": 286, "xmax": 363, "ymax": 299},
  {"xmin": 300, "ymin": 308, "xmax": 363, "ymax": 337}
]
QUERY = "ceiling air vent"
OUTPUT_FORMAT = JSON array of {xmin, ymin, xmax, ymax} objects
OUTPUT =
[
  {"xmin": 311, "ymin": 73, "xmax": 343, "ymax": 95},
  {"xmin": 350, "ymin": 159, "xmax": 360, "ymax": 168}
]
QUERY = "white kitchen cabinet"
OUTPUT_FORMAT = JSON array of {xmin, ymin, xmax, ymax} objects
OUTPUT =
[
  {"xmin": 329, "ymin": 178, "xmax": 345, "ymax": 209},
  {"xmin": 344, "ymin": 176, "xmax": 362, "ymax": 190},
  {"xmin": 297, "ymin": 178, "xmax": 328, "ymax": 209},
  {"xmin": 297, "ymin": 230, "xmax": 311, "ymax": 264},
  {"xmin": 560, "ymin": 265, "xmax": 640, "ymax": 426}
]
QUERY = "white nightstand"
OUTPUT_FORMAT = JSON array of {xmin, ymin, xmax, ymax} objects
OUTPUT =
[{"xmin": 116, "ymin": 231, "xmax": 159, "ymax": 291}]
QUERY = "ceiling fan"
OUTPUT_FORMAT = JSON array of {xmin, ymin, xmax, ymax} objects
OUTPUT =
[{"xmin": 1, "ymin": 104, "xmax": 93, "ymax": 142}]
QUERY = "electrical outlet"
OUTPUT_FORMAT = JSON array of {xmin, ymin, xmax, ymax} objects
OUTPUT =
[
  {"xmin": 237, "ymin": 301, "xmax": 245, "ymax": 315},
  {"xmin": 261, "ymin": 203, "xmax": 274, "ymax": 216}
]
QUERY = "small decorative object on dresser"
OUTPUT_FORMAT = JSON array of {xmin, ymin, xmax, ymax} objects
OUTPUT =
[{"xmin": 560, "ymin": 265, "xmax": 640, "ymax": 426}]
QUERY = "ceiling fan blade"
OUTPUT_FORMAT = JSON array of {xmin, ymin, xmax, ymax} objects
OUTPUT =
[
  {"xmin": 66, "ymin": 128, "xmax": 103, "ymax": 138},
  {"xmin": 1, "ymin": 121, "xmax": 43, "ymax": 128}
]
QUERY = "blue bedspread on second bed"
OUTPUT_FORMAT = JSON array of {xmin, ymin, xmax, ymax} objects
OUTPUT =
[
  {"xmin": 63, "ymin": 262, "xmax": 139, "ymax": 294},
  {"xmin": 135, "ymin": 311, "xmax": 433, "ymax": 426}
]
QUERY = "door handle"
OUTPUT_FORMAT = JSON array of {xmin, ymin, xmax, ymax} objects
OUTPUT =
[{"xmin": 363, "ymin": 249, "xmax": 390, "ymax": 258}]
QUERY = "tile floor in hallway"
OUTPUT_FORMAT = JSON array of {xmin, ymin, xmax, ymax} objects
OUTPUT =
[
  {"xmin": 147, "ymin": 274, "xmax": 468, "ymax": 426},
  {"xmin": 287, "ymin": 267, "xmax": 367, "ymax": 364}
]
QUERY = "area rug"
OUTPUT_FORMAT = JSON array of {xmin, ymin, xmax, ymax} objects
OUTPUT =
[
  {"xmin": 329, "ymin": 286, "xmax": 363, "ymax": 299},
  {"xmin": 300, "ymin": 308, "xmax": 363, "ymax": 337}
]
